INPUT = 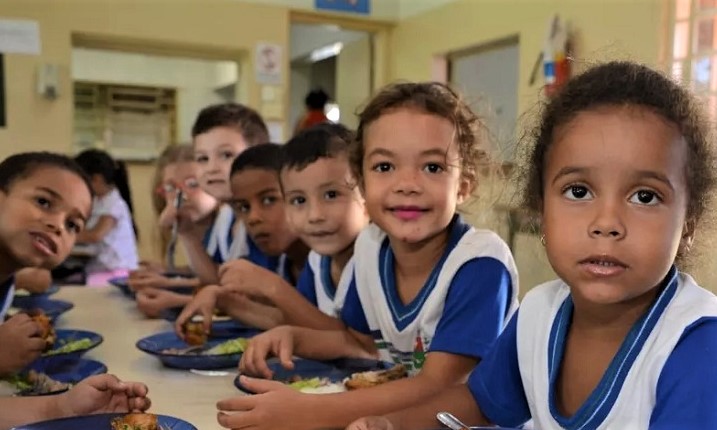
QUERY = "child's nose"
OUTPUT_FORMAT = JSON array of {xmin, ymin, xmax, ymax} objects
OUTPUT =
[
  {"xmin": 392, "ymin": 168, "xmax": 421, "ymax": 195},
  {"xmin": 588, "ymin": 201, "xmax": 626, "ymax": 239}
]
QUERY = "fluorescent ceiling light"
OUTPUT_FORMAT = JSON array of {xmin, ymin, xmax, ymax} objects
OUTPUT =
[{"xmin": 310, "ymin": 42, "xmax": 343, "ymax": 62}]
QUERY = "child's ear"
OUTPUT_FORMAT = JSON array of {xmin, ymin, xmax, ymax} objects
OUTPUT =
[
  {"xmin": 456, "ymin": 176, "xmax": 474, "ymax": 205},
  {"xmin": 680, "ymin": 219, "xmax": 696, "ymax": 254}
]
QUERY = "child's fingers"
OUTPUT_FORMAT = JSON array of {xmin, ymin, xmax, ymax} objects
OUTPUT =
[{"xmin": 278, "ymin": 339, "xmax": 294, "ymax": 371}]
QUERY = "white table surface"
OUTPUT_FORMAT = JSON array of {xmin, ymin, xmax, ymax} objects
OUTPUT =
[{"xmin": 54, "ymin": 285, "xmax": 242, "ymax": 429}]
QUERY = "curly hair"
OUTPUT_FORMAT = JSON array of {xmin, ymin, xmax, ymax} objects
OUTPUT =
[{"xmin": 350, "ymin": 82, "xmax": 489, "ymax": 189}]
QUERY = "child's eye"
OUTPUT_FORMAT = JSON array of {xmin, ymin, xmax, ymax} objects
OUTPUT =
[
  {"xmin": 195, "ymin": 155, "xmax": 208, "ymax": 164},
  {"xmin": 65, "ymin": 220, "xmax": 82, "ymax": 234},
  {"xmin": 185, "ymin": 178, "xmax": 200, "ymax": 189},
  {"xmin": 563, "ymin": 185, "xmax": 592, "ymax": 200},
  {"xmin": 629, "ymin": 190, "xmax": 660, "ymax": 206},
  {"xmin": 289, "ymin": 196, "xmax": 306, "ymax": 206},
  {"xmin": 233, "ymin": 202, "xmax": 249, "ymax": 213},
  {"xmin": 424, "ymin": 163, "xmax": 444, "ymax": 174},
  {"xmin": 324, "ymin": 190, "xmax": 339, "ymax": 200},
  {"xmin": 262, "ymin": 196, "xmax": 277, "ymax": 206},
  {"xmin": 371, "ymin": 162, "xmax": 393, "ymax": 172},
  {"xmin": 220, "ymin": 151, "xmax": 235, "ymax": 160},
  {"xmin": 36, "ymin": 197, "xmax": 51, "ymax": 209}
]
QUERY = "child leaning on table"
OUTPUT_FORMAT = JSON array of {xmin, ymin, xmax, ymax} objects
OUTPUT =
[
  {"xmin": 349, "ymin": 61, "xmax": 717, "ymax": 430},
  {"xmin": 0, "ymin": 152, "xmax": 150, "ymax": 429}
]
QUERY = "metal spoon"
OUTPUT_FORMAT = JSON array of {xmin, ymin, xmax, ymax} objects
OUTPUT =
[
  {"xmin": 437, "ymin": 411, "xmax": 471, "ymax": 430},
  {"xmin": 166, "ymin": 190, "xmax": 183, "ymax": 272}
]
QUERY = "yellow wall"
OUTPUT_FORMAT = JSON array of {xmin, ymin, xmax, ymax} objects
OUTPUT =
[
  {"xmin": 0, "ymin": 0, "xmax": 290, "ymax": 261},
  {"xmin": 386, "ymin": 0, "xmax": 717, "ymax": 293}
]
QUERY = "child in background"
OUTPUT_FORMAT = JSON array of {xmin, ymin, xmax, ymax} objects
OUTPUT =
[
  {"xmin": 133, "ymin": 144, "xmax": 222, "ymax": 318},
  {"xmin": 216, "ymin": 82, "xmax": 519, "ymax": 430},
  {"xmin": 176, "ymin": 143, "xmax": 310, "ymax": 331},
  {"xmin": 74, "ymin": 149, "xmax": 138, "ymax": 285},
  {"xmin": 179, "ymin": 103, "xmax": 271, "ymax": 285},
  {"xmin": 179, "ymin": 124, "xmax": 367, "ymax": 331},
  {"xmin": 349, "ymin": 62, "xmax": 717, "ymax": 430},
  {"xmin": 0, "ymin": 152, "xmax": 149, "ymax": 425}
]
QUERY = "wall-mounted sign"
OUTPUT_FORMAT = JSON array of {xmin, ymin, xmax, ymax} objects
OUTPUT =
[
  {"xmin": 255, "ymin": 42, "xmax": 282, "ymax": 85},
  {"xmin": 315, "ymin": 0, "xmax": 370, "ymax": 15}
]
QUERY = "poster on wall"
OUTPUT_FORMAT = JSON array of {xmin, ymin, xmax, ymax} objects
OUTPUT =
[
  {"xmin": 0, "ymin": 55, "xmax": 4, "ymax": 128},
  {"xmin": 255, "ymin": 42, "xmax": 282, "ymax": 85},
  {"xmin": 315, "ymin": 0, "xmax": 370, "ymax": 15}
]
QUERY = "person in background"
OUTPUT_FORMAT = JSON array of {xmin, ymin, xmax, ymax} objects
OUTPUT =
[
  {"xmin": 0, "ymin": 153, "xmax": 150, "ymax": 425},
  {"xmin": 132, "ymin": 144, "xmax": 221, "ymax": 318},
  {"xmin": 349, "ymin": 62, "xmax": 717, "ymax": 430},
  {"xmin": 294, "ymin": 88, "xmax": 330, "ymax": 135},
  {"xmin": 74, "ymin": 149, "xmax": 138, "ymax": 285},
  {"xmin": 216, "ymin": 82, "xmax": 519, "ymax": 430}
]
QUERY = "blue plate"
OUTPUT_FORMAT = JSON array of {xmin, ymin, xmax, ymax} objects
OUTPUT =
[
  {"xmin": 12, "ymin": 413, "xmax": 197, "ymax": 430},
  {"xmin": 26, "ymin": 358, "xmax": 107, "ymax": 382},
  {"xmin": 136, "ymin": 331, "xmax": 254, "ymax": 370},
  {"xmin": 109, "ymin": 276, "xmax": 195, "ymax": 299},
  {"xmin": 234, "ymin": 358, "xmax": 396, "ymax": 394},
  {"xmin": 31, "ymin": 329, "xmax": 103, "ymax": 371},
  {"xmin": 11, "ymin": 297, "xmax": 73, "ymax": 322},
  {"xmin": 13, "ymin": 284, "xmax": 60, "ymax": 299}
]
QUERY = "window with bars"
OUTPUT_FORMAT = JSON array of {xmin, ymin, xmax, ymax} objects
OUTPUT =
[
  {"xmin": 73, "ymin": 81, "xmax": 177, "ymax": 160},
  {"xmin": 672, "ymin": 0, "xmax": 717, "ymax": 116}
]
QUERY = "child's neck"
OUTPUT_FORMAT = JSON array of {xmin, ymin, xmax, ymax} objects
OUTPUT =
[
  {"xmin": 388, "ymin": 229, "xmax": 450, "ymax": 305},
  {"xmin": 286, "ymin": 240, "xmax": 309, "ymax": 281},
  {"xmin": 570, "ymin": 287, "xmax": 660, "ymax": 334},
  {"xmin": 329, "ymin": 242, "xmax": 355, "ymax": 288}
]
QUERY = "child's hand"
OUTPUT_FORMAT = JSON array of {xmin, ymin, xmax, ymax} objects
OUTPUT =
[
  {"xmin": 218, "ymin": 259, "xmax": 277, "ymax": 299},
  {"xmin": 217, "ymin": 377, "xmax": 314, "ymax": 430},
  {"xmin": 0, "ymin": 314, "xmax": 45, "ymax": 376},
  {"xmin": 174, "ymin": 285, "xmax": 220, "ymax": 338},
  {"xmin": 54, "ymin": 374, "xmax": 150, "ymax": 417},
  {"xmin": 131, "ymin": 261, "xmax": 164, "ymax": 277},
  {"xmin": 238, "ymin": 326, "xmax": 296, "ymax": 379},
  {"xmin": 346, "ymin": 417, "xmax": 396, "ymax": 430},
  {"xmin": 136, "ymin": 288, "xmax": 189, "ymax": 318},
  {"xmin": 127, "ymin": 273, "xmax": 173, "ymax": 292},
  {"xmin": 14, "ymin": 268, "xmax": 52, "ymax": 294}
]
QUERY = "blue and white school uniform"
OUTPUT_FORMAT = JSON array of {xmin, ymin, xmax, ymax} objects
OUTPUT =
[
  {"xmin": 341, "ymin": 215, "xmax": 519, "ymax": 375},
  {"xmin": 297, "ymin": 251, "xmax": 354, "ymax": 317},
  {"xmin": 468, "ymin": 266, "xmax": 717, "ymax": 429},
  {"xmin": 85, "ymin": 188, "xmax": 138, "ymax": 274},
  {"xmin": 0, "ymin": 277, "xmax": 14, "ymax": 320}
]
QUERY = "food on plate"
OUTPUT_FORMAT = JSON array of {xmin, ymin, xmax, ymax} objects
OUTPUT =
[
  {"xmin": 343, "ymin": 364, "xmax": 408, "ymax": 390},
  {"xmin": 110, "ymin": 413, "xmax": 158, "ymax": 430},
  {"xmin": 0, "ymin": 370, "xmax": 70, "ymax": 395},
  {"xmin": 182, "ymin": 321, "xmax": 207, "ymax": 346},
  {"xmin": 31, "ymin": 312, "xmax": 56, "ymax": 350},
  {"xmin": 43, "ymin": 337, "xmax": 94, "ymax": 356},
  {"xmin": 286, "ymin": 376, "xmax": 346, "ymax": 394},
  {"xmin": 162, "ymin": 337, "xmax": 248, "ymax": 355}
]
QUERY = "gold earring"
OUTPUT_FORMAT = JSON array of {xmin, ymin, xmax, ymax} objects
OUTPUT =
[{"xmin": 540, "ymin": 234, "xmax": 546, "ymax": 247}]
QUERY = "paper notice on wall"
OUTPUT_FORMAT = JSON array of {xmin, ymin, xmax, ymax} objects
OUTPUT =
[
  {"xmin": 255, "ymin": 42, "xmax": 282, "ymax": 85},
  {"xmin": 0, "ymin": 19, "xmax": 40, "ymax": 55}
]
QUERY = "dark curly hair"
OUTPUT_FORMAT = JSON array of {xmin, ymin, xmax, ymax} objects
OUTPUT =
[
  {"xmin": 350, "ymin": 82, "xmax": 488, "ymax": 189},
  {"xmin": 523, "ymin": 60, "xmax": 716, "ymax": 263}
]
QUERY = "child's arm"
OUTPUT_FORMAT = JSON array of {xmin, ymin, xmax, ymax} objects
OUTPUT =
[
  {"xmin": 178, "ymin": 233, "xmax": 220, "ymax": 285},
  {"xmin": 76, "ymin": 215, "xmax": 115, "ymax": 243},
  {"xmin": 217, "ymin": 290, "xmax": 285, "ymax": 330},
  {"xmin": 0, "ymin": 374, "xmax": 150, "ymax": 430},
  {"xmin": 219, "ymin": 260, "xmax": 345, "ymax": 330},
  {"xmin": 650, "ymin": 318, "xmax": 717, "ymax": 428},
  {"xmin": 135, "ymin": 288, "xmax": 192, "ymax": 319}
]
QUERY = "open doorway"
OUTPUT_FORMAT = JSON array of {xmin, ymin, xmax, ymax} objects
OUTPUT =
[{"xmin": 289, "ymin": 18, "xmax": 378, "ymax": 135}]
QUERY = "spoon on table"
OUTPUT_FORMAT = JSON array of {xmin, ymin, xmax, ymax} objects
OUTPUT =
[{"xmin": 437, "ymin": 411, "xmax": 471, "ymax": 430}]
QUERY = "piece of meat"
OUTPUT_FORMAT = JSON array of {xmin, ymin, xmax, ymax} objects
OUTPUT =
[
  {"xmin": 30, "ymin": 313, "xmax": 55, "ymax": 350},
  {"xmin": 344, "ymin": 364, "xmax": 408, "ymax": 390},
  {"xmin": 182, "ymin": 321, "xmax": 207, "ymax": 346},
  {"xmin": 111, "ymin": 413, "xmax": 158, "ymax": 430}
]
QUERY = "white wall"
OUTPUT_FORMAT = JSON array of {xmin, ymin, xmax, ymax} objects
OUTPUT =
[{"xmin": 72, "ymin": 48, "xmax": 239, "ymax": 142}]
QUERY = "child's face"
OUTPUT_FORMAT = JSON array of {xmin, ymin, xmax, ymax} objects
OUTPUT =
[
  {"xmin": 542, "ymin": 106, "xmax": 689, "ymax": 306},
  {"xmin": 0, "ymin": 166, "xmax": 92, "ymax": 271},
  {"xmin": 281, "ymin": 156, "xmax": 368, "ymax": 258},
  {"xmin": 361, "ymin": 108, "xmax": 470, "ymax": 244},
  {"xmin": 193, "ymin": 126, "xmax": 249, "ymax": 201},
  {"xmin": 161, "ymin": 161, "xmax": 218, "ymax": 222},
  {"xmin": 230, "ymin": 168, "xmax": 298, "ymax": 256}
]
